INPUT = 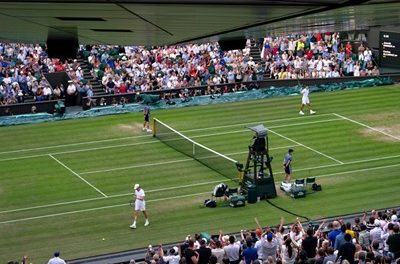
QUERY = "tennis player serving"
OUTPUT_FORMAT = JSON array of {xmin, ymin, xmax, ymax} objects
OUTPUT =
[{"xmin": 299, "ymin": 86, "xmax": 316, "ymax": 115}]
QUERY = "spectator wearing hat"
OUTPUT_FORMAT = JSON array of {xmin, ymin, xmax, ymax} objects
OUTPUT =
[
  {"xmin": 130, "ymin": 183, "xmax": 149, "ymax": 229},
  {"xmin": 160, "ymin": 245, "xmax": 180, "ymax": 264},
  {"xmin": 261, "ymin": 232, "xmax": 279, "ymax": 262},
  {"xmin": 47, "ymin": 251, "xmax": 66, "ymax": 264}
]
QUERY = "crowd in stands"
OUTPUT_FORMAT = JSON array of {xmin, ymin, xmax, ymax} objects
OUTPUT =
[
  {"xmin": 261, "ymin": 33, "xmax": 380, "ymax": 79},
  {"xmin": 79, "ymin": 32, "xmax": 379, "ymax": 98},
  {"xmin": 1, "ymin": 32, "xmax": 381, "ymax": 107},
  {"xmin": 0, "ymin": 43, "xmax": 56, "ymax": 105},
  {"xmin": 7, "ymin": 209, "xmax": 400, "ymax": 264},
  {"xmin": 138, "ymin": 209, "xmax": 400, "ymax": 264}
]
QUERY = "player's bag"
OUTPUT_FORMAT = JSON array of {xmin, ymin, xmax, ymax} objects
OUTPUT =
[
  {"xmin": 204, "ymin": 199, "xmax": 217, "ymax": 208},
  {"xmin": 312, "ymin": 183, "xmax": 322, "ymax": 191}
]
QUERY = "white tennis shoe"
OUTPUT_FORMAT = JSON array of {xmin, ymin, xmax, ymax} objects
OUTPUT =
[
  {"xmin": 130, "ymin": 223, "xmax": 136, "ymax": 229},
  {"xmin": 299, "ymin": 111, "xmax": 305, "ymax": 115},
  {"xmin": 144, "ymin": 220, "xmax": 149, "ymax": 226}
]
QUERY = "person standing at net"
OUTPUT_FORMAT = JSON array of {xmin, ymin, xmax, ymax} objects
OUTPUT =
[
  {"xmin": 283, "ymin": 149, "xmax": 294, "ymax": 183},
  {"xmin": 143, "ymin": 103, "xmax": 151, "ymax": 132},
  {"xmin": 130, "ymin": 184, "xmax": 149, "ymax": 229},
  {"xmin": 299, "ymin": 86, "xmax": 316, "ymax": 115}
]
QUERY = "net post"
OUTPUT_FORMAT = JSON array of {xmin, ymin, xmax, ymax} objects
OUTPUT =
[{"xmin": 152, "ymin": 118, "xmax": 156, "ymax": 137}]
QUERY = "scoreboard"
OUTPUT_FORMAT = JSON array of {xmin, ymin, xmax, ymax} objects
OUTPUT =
[{"xmin": 379, "ymin": 31, "xmax": 400, "ymax": 68}]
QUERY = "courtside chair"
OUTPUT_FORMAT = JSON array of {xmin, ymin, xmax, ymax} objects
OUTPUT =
[
  {"xmin": 306, "ymin": 177, "xmax": 316, "ymax": 189},
  {"xmin": 294, "ymin": 178, "xmax": 305, "ymax": 187}
]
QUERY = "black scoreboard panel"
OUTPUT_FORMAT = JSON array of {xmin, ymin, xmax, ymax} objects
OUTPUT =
[{"xmin": 379, "ymin": 31, "xmax": 400, "ymax": 68}]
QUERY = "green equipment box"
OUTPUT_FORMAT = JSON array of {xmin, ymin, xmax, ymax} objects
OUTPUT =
[{"xmin": 230, "ymin": 195, "xmax": 246, "ymax": 207}]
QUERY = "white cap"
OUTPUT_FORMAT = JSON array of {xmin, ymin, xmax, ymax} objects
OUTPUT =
[
  {"xmin": 134, "ymin": 184, "xmax": 140, "ymax": 189},
  {"xmin": 392, "ymin": 215, "xmax": 398, "ymax": 221},
  {"xmin": 374, "ymin": 219, "xmax": 380, "ymax": 226}
]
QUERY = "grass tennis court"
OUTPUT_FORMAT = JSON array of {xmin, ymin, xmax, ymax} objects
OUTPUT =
[{"xmin": 1, "ymin": 85, "xmax": 400, "ymax": 263}]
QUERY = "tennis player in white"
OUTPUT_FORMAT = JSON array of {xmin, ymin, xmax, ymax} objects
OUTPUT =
[
  {"xmin": 130, "ymin": 184, "xmax": 149, "ymax": 229},
  {"xmin": 299, "ymin": 86, "xmax": 316, "ymax": 115}
]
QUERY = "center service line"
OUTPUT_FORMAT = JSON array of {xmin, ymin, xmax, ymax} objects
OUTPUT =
[
  {"xmin": 48, "ymin": 154, "xmax": 108, "ymax": 198},
  {"xmin": 268, "ymin": 129, "xmax": 344, "ymax": 164}
]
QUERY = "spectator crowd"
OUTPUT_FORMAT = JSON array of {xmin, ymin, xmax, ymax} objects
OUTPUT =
[
  {"xmin": 80, "ymin": 32, "xmax": 379, "ymax": 98},
  {"xmin": 1, "ymin": 32, "xmax": 380, "ymax": 107},
  {"xmin": 141, "ymin": 209, "xmax": 400, "ymax": 264}
]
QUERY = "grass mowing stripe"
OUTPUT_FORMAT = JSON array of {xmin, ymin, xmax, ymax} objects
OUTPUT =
[
  {"xmin": 0, "ymin": 179, "xmax": 229, "ymax": 214},
  {"xmin": 182, "ymin": 113, "xmax": 336, "ymax": 132},
  {"xmin": 312, "ymin": 163, "xmax": 400, "ymax": 180},
  {"xmin": 334, "ymin": 113, "xmax": 400, "ymax": 141},
  {"xmin": 0, "ymin": 113, "xmax": 336, "ymax": 156},
  {"xmin": 0, "ymin": 192, "xmax": 210, "ymax": 225},
  {"xmin": 79, "ymin": 145, "xmax": 300, "ymax": 175},
  {"xmin": 48, "ymin": 154, "xmax": 108, "ymax": 198},
  {"xmin": 269, "ymin": 129, "xmax": 345, "ymax": 164},
  {"xmin": 0, "ymin": 118, "xmax": 339, "ymax": 163},
  {"xmin": 272, "ymin": 153, "xmax": 400, "ymax": 177},
  {"xmin": 190, "ymin": 118, "xmax": 342, "ymax": 138},
  {"xmin": 3, "ymin": 162, "xmax": 400, "ymax": 225},
  {"xmin": 0, "ymin": 135, "xmax": 149, "ymax": 155}
]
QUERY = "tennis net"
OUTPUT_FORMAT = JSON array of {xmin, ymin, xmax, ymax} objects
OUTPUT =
[{"xmin": 153, "ymin": 118, "xmax": 241, "ymax": 182}]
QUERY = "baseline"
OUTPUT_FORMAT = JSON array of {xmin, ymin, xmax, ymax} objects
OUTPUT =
[
  {"xmin": 2, "ymin": 162, "xmax": 400, "ymax": 224},
  {"xmin": 333, "ymin": 113, "xmax": 400, "ymax": 141},
  {"xmin": 0, "ymin": 192, "xmax": 210, "ymax": 225}
]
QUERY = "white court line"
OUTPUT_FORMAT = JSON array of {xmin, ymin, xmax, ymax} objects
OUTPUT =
[
  {"xmin": 285, "ymin": 153, "xmax": 400, "ymax": 175},
  {"xmin": 191, "ymin": 118, "xmax": 342, "ymax": 139},
  {"xmin": 0, "ymin": 118, "xmax": 340, "ymax": 163},
  {"xmin": 183, "ymin": 113, "xmax": 336, "ymax": 133},
  {"xmin": 269, "ymin": 129, "xmax": 345, "ymax": 164},
  {"xmin": 0, "ymin": 192, "xmax": 210, "ymax": 225},
  {"xmin": 334, "ymin": 113, "xmax": 400, "ymax": 141},
  {"xmin": 48, "ymin": 154, "xmax": 108, "ymax": 198},
  {"xmin": 313, "ymin": 163, "xmax": 400, "ymax": 179},
  {"xmin": 0, "ymin": 113, "xmax": 336, "ymax": 156},
  {"xmin": 0, "ymin": 135, "xmax": 148, "ymax": 155},
  {"xmin": 2, "ymin": 162, "xmax": 400, "ymax": 224},
  {"xmin": 80, "ymin": 145, "xmax": 299, "ymax": 175},
  {"xmin": 0, "ymin": 179, "xmax": 228, "ymax": 214},
  {"xmin": 0, "ymin": 144, "xmax": 297, "ymax": 214},
  {"xmin": 2, "ymin": 152, "xmax": 398, "ymax": 215}
]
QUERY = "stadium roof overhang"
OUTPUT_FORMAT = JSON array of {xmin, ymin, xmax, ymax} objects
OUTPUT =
[{"xmin": 0, "ymin": 0, "xmax": 399, "ymax": 46}]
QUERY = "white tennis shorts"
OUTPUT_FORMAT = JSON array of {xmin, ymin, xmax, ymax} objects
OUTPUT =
[
  {"xmin": 135, "ymin": 200, "xmax": 146, "ymax": 211},
  {"xmin": 302, "ymin": 97, "xmax": 310, "ymax": 104}
]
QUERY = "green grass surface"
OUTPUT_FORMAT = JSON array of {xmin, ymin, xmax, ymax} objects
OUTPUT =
[{"xmin": 1, "ymin": 85, "xmax": 400, "ymax": 263}]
